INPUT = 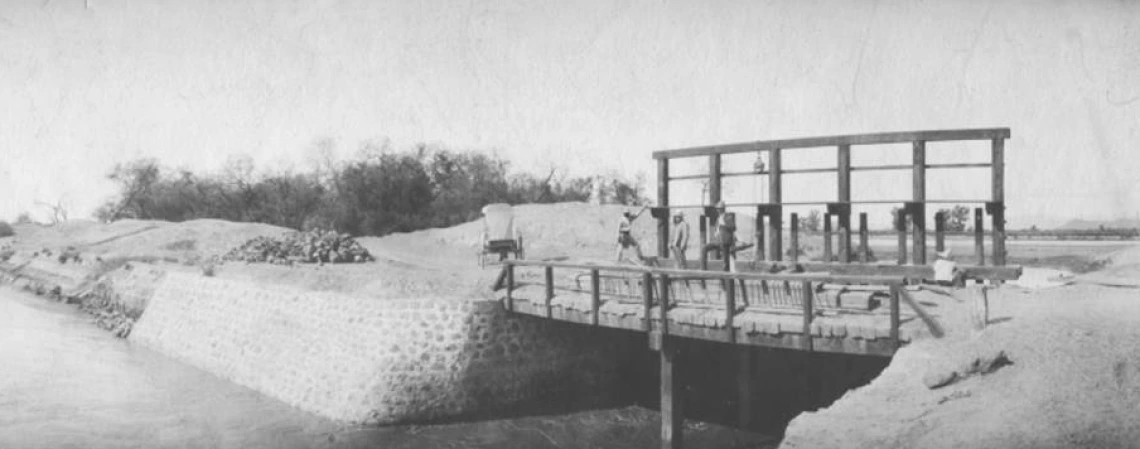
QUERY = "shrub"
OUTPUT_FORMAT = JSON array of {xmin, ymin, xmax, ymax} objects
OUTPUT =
[{"xmin": 0, "ymin": 221, "xmax": 13, "ymax": 238}]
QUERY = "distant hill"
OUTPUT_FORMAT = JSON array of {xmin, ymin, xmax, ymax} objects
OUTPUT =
[{"xmin": 1057, "ymin": 218, "xmax": 1140, "ymax": 230}]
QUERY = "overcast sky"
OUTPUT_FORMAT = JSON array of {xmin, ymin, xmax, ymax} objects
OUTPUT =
[{"xmin": 1, "ymin": 0, "xmax": 1138, "ymax": 227}]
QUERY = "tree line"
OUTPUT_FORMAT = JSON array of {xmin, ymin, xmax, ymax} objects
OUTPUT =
[{"xmin": 95, "ymin": 144, "xmax": 648, "ymax": 237}]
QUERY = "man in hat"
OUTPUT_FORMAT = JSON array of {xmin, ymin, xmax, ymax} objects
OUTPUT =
[
  {"xmin": 671, "ymin": 210, "xmax": 690, "ymax": 267},
  {"xmin": 614, "ymin": 205, "xmax": 649, "ymax": 263}
]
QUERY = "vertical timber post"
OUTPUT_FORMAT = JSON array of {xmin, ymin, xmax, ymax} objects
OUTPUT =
[
  {"xmin": 897, "ymin": 210, "xmax": 908, "ymax": 265},
  {"xmin": 768, "ymin": 148, "xmax": 783, "ymax": 261},
  {"xmin": 912, "ymin": 140, "xmax": 927, "ymax": 265},
  {"xmin": 506, "ymin": 264, "xmax": 515, "ymax": 311},
  {"xmin": 658, "ymin": 158, "xmax": 670, "ymax": 261},
  {"xmin": 642, "ymin": 272, "xmax": 653, "ymax": 332},
  {"xmin": 660, "ymin": 335, "xmax": 683, "ymax": 449},
  {"xmin": 590, "ymin": 269, "xmax": 600, "ymax": 326},
  {"xmin": 823, "ymin": 213, "xmax": 833, "ymax": 262},
  {"xmin": 991, "ymin": 138, "xmax": 1006, "ymax": 266},
  {"xmin": 789, "ymin": 213, "xmax": 799, "ymax": 263},
  {"xmin": 801, "ymin": 281, "xmax": 814, "ymax": 351},
  {"xmin": 725, "ymin": 275, "xmax": 736, "ymax": 343},
  {"xmin": 935, "ymin": 211, "xmax": 946, "ymax": 254},
  {"xmin": 975, "ymin": 208, "xmax": 985, "ymax": 266},
  {"xmin": 755, "ymin": 212, "xmax": 765, "ymax": 262},
  {"xmin": 859, "ymin": 212, "xmax": 870, "ymax": 262},
  {"xmin": 837, "ymin": 144, "xmax": 852, "ymax": 261},
  {"xmin": 738, "ymin": 347, "xmax": 753, "ymax": 429},
  {"xmin": 544, "ymin": 265, "xmax": 554, "ymax": 318},
  {"xmin": 889, "ymin": 284, "xmax": 901, "ymax": 349}
]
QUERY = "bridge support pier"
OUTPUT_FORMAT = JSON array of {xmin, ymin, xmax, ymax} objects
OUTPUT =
[{"xmin": 660, "ymin": 338, "xmax": 683, "ymax": 449}]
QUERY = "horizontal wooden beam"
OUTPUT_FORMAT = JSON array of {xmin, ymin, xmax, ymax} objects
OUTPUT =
[
  {"xmin": 504, "ymin": 259, "xmax": 906, "ymax": 285},
  {"xmin": 660, "ymin": 259, "xmax": 1022, "ymax": 281},
  {"xmin": 653, "ymin": 128, "xmax": 1011, "ymax": 159}
]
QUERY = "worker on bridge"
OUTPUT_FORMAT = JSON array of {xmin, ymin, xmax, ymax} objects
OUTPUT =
[
  {"xmin": 671, "ymin": 210, "xmax": 690, "ymax": 268},
  {"xmin": 615, "ymin": 205, "xmax": 649, "ymax": 264}
]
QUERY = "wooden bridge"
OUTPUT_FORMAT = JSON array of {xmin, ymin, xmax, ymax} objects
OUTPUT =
[{"xmin": 493, "ymin": 127, "xmax": 1021, "ymax": 448}]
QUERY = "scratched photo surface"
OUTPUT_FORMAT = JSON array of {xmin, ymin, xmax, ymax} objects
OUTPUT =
[{"xmin": 1, "ymin": 1, "xmax": 1138, "ymax": 449}]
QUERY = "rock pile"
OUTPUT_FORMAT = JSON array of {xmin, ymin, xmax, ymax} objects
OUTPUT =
[{"xmin": 222, "ymin": 229, "xmax": 375, "ymax": 265}]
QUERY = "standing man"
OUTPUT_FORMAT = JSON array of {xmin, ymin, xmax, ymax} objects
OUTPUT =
[
  {"xmin": 615, "ymin": 205, "xmax": 649, "ymax": 263},
  {"xmin": 671, "ymin": 211, "xmax": 690, "ymax": 268}
]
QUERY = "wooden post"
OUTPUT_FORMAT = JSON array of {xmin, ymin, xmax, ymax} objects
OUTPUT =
[
  {"xmin": 992, "ymin": 204, "xmax": 1006, "ymax": 266},
  {"xmin": 789, "ymin": 213, "xmax": 799, "ymax": 263},
  {"xmin": 506, "ymin": 264, "xmax": 515, "ymax": 311},
  {"xmin": 659, "ymin": 274, "xmax": 671, "ymax": 334},
  {"xmin": 859, "ymin": 212, "xmax": 870, "ymax": 263},
  {"xmin": 889, "ymin": 284, "xmax": 901, "ymax": 349},
  {"xmin": 699, "ymin": 216, "xmax": 708, "ymax": 269},
  {"xmin": 709, "ymin": 155, "xmax": 722, "ymax": 206},
  {"xmin": 725, "ymin": 275, "xmax": 736, "ymax": 343},
  {"xmin": 912, "ymin": 141, "xmax": 927, "ymax": 265},
  {"xmin": 823, "ymin": 213, "xmax": 833, "ymax": 262},
  {"xmin": 838, "ymin": 225, "xmax": 850, "ymax": 263},
  {"xmin": 768, "ymin": 149, "xmax": 783, "ymax": 261},
  {"xmin": 590, "ymin": 269, "xmax": 600, "ymax": 326},
  {"xmin": 801, "ymin": 281, "xmax": 814, "ymax": 351},
  {"xmin": 992, "ymin": 138, "xmax": 1006, "ymax": 266},
  {"xmin": 643, "ymin": 272, "xmax": 654, "ymax": 332},
  {"xmin": 755, "ymin": 213, "xmax": 765, "ymax": 262},
  {"xmin": 934, "ymin": 211, "xmax": 946, "ymax": 254},
  {"xmin": 974, "ymin": 207, "xmax": 985, "ymax": 266},
  {"xmin": 660, "ymin": 338, "xmax": 683, "ymax": 449},
  {"xmin": 658, "ymin": 159, "xmax": 670, "ymax": 261},
  {"xmin": 839, "ymin": 143, "xmax": 848, "ymax": 259},
  {"xmin": 837, "ymin": 144, "xmax": 852, "ymax": 261},
  {"xmin": 897, "ymin": 211, "xmax": 908, "ymax": 265},
  {"xmin": 544, "ymin": 265, "xmax": 554, "ymax": 318}
]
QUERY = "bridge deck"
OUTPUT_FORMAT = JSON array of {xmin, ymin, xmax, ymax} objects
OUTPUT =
[{"xmin": 501, "ymin": 274, "xmax": 940, "ymax": 357}]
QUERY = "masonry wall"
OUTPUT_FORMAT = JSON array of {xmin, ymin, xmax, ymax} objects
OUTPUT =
[{"xmin": 130, "ymin": 272, "xmax": 635, "ymax": 424}]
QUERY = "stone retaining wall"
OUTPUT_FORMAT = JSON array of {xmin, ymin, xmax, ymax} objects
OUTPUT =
[{"xmin": 130, "ymin": 272, "xmax": 634, "ymax": 424}]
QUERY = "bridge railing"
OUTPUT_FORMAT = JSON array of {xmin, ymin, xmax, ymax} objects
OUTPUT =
[{"xmin": 496, "ymin": 260, "xmax": 917, "ymax": 350}]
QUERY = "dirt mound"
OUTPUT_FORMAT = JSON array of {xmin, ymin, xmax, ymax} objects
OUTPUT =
[
  {"xmin": 780, "ymin": 283, "xmax": 1140, "ymax": 449},
  {"xmin": 1078, "ymin": 244, "xmax": 1140, "ymax": 287}
]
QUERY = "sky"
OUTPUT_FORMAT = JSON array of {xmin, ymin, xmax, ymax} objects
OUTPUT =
[{"xmin": 1, "ymin": 0, "xmax": 1138, "ymax": 228}]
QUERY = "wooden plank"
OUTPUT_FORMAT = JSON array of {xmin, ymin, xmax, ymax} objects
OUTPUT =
[
  {"xmin": 849, "ymin": 164, "xmax": 913, "ymax": 172},
  {"xmin": 975, "ymin": 207, "xmax": 985, "ymax": 266},
  {"xmin": 837, "ymin": 144, "xmax": 851, "ymax": 203},
  {"xmin": 651, "ymin": 128, "xmax": 1012, "ymax": 159},
  {"xmin": 642, "ymin": 258, "xmax": 1021, "ymax": 281},
  {"xmin": 927, "ymin": 162, "xmax": 992, "ymax": 169},
  {"xmin": 667, "ymin": 173, "xmax": 707, "ymax": 181},
  {"xmin": 660, "ymin": 339, "xmax": 683, "ymax": 449},
  {"xmin": 658, "ymin": 159, "xmax": 670, "ymax": 260},
  {"xmin": 839, "ymin": 221, "xmax": 851, "ymax": 263},
  {"xmin": 590, "ymin": 269, "xmax": 600, "ymax": 326},
  {"xmin": 993, "ymin": 203, "xmax": 1006, "ymax": 266}
]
